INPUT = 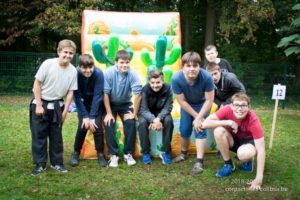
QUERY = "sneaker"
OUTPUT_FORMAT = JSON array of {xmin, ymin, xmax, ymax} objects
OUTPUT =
[
  {"xmin": 97, "ymin": 153, "xmax": 108, "ymax": 167},
  {"xmin": 142, "ymin": 153, "xmax": 152, "ymax": 165},
  {"xmin": 51, "ymin": 165, "xmax": 68, "ymax": 173},
  {"xmin": 108, "ymin": 155, "xmax": 119, "ymax": 167},
  {"xmin": 216, "ymin": 164, "xmax": 235, "ymax": 178},
  {"xmin": 31, "ymin": 164, "xmax": 46, "ymax": 176},
  {"xmin": 124, "ymin": 154, "xmax": 136, "ymax": 166},
  {"xmin": 190, "ymin": 162, "xmax": 204, "ymax": 175},
  {"xmin": 173, "ymin": 153, "xmax": 187, "ymax": 163},
  {"xmin": 69, "ymin": 151, "xmax": 80, "ymax": 167},
  {"xmin": 240, "ymin": 160, "xmax": 253, "ymax": 173},
  {"xmin": 160, "ymin": 152, "xmax": 172, "ymax": 165}
]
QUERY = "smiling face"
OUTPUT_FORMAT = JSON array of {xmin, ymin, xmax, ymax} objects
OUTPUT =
[
  {"xmin": 116, "ymin": 58, "xmax": 130, "ymax": 74},
  {"xmin": 80, "ymin": 65, "xmax": 94, "ymax": 78},
  {"xmin": 57, "ymin": 47, "xmax": 75, "ymax": 67},
  {"xmin": 231, "ymin": 100, "xmax": 250, "ymax": 120},
  {"xmin": 205, "ymin": 49, "xmax": 218, "ymax": 63},
  {"xmin": 183, "ymin": 62, "xmax": 200, "ymax": 82},
  {"xmin": 149, "ymin": 76, "xmax": 164, "ymax": 92}
]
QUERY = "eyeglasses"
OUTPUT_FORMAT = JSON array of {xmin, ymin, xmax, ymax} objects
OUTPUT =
[{"xmin": 232, "ymin": 104, "xmax": 248, "ymax": 109}]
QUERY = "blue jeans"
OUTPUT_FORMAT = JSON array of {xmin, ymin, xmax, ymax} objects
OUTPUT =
[
  {"xmin": 179, "ymin": 104, "xmax": 208, "ymax": 139},
  {"xmin": 105, "ymin": 103, "xmax": 136, "ymax": 155}
]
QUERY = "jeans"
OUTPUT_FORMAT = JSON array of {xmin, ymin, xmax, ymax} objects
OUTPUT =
[
  {"xmin": 105, "ymin": 103, "xmax": 136, "ymax": 155},
  {"xmin": 138, "ymin": 115, "xmax": 174, "ymax": 154}
]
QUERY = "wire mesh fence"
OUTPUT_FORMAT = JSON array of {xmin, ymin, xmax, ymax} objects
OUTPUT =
[
  {"xmin": 0, "ymin": 51, "xmax": 297, "ymax": 96},
  {"xmin": 0, "ymin": 51, "xmax": 78, "ymax": 94}
]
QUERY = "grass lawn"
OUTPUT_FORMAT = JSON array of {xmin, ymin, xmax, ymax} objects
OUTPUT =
[{"xmin": 0, "ymin": 95, "xmax": 299, "ymax": 200}]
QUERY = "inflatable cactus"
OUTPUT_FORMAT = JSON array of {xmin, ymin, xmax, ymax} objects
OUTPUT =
[
  {"xmin": 141, "ymin": 35, "xmax": 181, "ymax": 83},
  {"xmin": 92, "ymin": 34, "xmax": 134, "ymax": 67}
]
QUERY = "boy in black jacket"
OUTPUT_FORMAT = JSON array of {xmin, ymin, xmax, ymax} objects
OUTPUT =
[{"xmin": 138, "ymin": 70, "xmax": 174, "ymax": 165}]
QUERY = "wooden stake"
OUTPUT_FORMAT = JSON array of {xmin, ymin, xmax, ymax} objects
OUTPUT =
[{"xmin": 269, "ymin": 99, "xmax": 279, "ymax": 149}]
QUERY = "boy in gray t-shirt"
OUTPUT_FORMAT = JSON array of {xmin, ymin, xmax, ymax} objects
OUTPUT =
[{"xmin": 30, "ymin": 39, "xmax": 78, "ymax": 176}]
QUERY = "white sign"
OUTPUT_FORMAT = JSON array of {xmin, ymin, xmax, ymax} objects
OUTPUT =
[{"xmin": 272, "ymin": 85, "xmax": 286, "ymax": 100}]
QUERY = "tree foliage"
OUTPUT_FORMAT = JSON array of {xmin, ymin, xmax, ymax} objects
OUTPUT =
[
  {"xmin": 277, "ymin": 3, "xmax": 300, "ymax": 57},
  {"xmin": 218, "ymin": 0, "xmax": 275, "ymax": 44}
]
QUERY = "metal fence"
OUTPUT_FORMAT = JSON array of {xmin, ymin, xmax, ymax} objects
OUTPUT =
[
  {"xmin": 0, "ymin": 51, "xmax": 78, "ymax": 94},
  {"xmin": 0, "ymin": 51, "xmax": 297, "ymax": 96}
]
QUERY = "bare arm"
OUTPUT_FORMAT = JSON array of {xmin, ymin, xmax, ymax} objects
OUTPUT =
[
  {"xmin": 103, "ymin": 93, "xmax": 114, "ymax": 126},
  {"xmin": 61, "ymin": 90, "xmax": 74, "ymax": 124},
  {"xmin": 193, "ymin": 90, "xmax": 214, "ymax": 132},
  {"xmin": 33, "ymin": 79, "xmax": 44, "ymax": 116},
  {"xmin": 175, "ymin": 93, "xmax": 198, "ymax": 118},
  {"xmin": 202, "ymin": 113, "xmax": 238, "ymax": 133},
  {"xmin": 133, "ymin": 93, "xmax": 142, "ymax": 117},
  {"xmin": 248, "ymin": 137, "xmax": 265, "ymax": 191}
]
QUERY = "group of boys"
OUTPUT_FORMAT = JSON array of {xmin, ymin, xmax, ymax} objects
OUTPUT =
[{"xmin": 29, "ymin": 40, "xmax": 265, "ymax": 191}]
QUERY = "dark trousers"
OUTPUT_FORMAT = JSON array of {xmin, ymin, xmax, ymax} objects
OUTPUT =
[
  {"xmin": 29, "ymin": 103, "xmax": 64, "ymax": 166},
  {"xmin": 105, "ymin": 103, "xmax": 136, "ymax": 155},
  {"xmin": 138, "ymin": 115, "xmax": 174, "ymax": 154},
  {"xmin": 73, "ymin": 111, "xmax": 104, "ymax": 153}
]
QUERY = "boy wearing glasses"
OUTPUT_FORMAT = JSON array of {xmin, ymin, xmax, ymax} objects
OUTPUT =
[
  {"xmin": 171, "ymin": 51, "xmax": 214, "ymax": 175},
  {"xmin": 202, "ymin": 92, "xmax": 265, "ymax": 191}
]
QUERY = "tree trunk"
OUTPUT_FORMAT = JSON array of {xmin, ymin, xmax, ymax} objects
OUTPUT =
[
  {"xmin": 296, "ymin": 58, "xmax": 300, "ymax": 85},
  {"xmin": 204, "ymin": 0, "xmax": 216, "ymax": 48}
]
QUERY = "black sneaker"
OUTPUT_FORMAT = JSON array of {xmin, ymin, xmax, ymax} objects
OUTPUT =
[
  {"xmin": 31, "ymin": 164, "xmax": 46, "ymax": 176},
  {"xmin": 51, "ymin": 165, "xmax": 68, "ymax": 173},
  {"xmin": 69, "ymin": 151, "xmax": 80, "ymax": 167},
  {"xmin": 97, "ymin": 153, "xmax": 108, "ymax": 167}
]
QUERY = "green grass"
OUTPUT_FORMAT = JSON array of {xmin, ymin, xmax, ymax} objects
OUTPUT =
[{"xmin": 0, "ymin": 96, "xmax": 300, "ymax": 200}]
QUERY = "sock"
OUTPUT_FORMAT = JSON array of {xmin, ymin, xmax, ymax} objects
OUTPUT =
[
  {"xmin": 225, "ymin": 159, "xmax": 233, "ymax": 166},
  {"xmin": 196, "ymin": 158, "xmax": 203, "ymax": 164}
]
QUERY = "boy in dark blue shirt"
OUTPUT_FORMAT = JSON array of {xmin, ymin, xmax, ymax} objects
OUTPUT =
[{"xmin": 69, "ymin": 54, "xmax": 107, "ymax": 167}]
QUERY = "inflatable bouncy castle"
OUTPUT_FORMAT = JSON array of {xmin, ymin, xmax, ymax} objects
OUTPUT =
[{"xmin": 80, "ymin": 10, "xmax": 217, "ymax": 159}]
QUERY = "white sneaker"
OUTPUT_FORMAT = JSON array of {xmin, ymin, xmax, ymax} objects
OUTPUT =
[
  {"xmin": 124, "ymin": 154, "xmax": 136, "ymax": 166},
  {"xmin": 108, "ymin": 155, "xmax": 119, "ymax": 167}
]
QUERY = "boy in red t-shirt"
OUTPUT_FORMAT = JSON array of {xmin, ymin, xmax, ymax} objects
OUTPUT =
[{"xmin": 202, "ymin": 92, "xmax": 265, "ymax": 191}]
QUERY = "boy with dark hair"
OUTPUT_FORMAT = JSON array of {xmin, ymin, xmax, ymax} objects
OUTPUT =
[
  {"xmin": 103, "ymin": 50, "xmax": 142, "ymax": 167},
  {"xmin": 171, "ymin": 51, "xmax": 214, "ymax": 175},
  {"xmin": 206, "ymin": 62, "xmax": 245, "ymax": 108},
  {"xmin": 30, "ymin": 39, "xmax": 77, "ymax": 176},
  {"xmin": 204, "ymin": 45, "xmax": 233, "ymax": 73},
  {"xmin": 138, "ymin": 70, "xmax": 174, "ymax": 165},
  {"xmin": 202, "ymin": 92, "xmax": 266, "ymax": 191},
  {"xmin": 69, "ymin": 54, "xmax": 107, "ymax": 168}
]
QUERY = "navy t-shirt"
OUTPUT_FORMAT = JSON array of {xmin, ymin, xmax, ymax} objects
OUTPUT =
[{"xmin": 171, "ymin": 69, "xmax": 214, "ymax": 106}]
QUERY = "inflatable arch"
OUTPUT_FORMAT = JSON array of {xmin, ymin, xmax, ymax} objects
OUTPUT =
[{"xmin": 80, "ymin": 10, "xmax": 217, "ymax": 159}]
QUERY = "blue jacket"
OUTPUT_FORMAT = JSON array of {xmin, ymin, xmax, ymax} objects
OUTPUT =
[{"xmin": 73, "ymin": 66, "xmax": 104, "ymax": 119}]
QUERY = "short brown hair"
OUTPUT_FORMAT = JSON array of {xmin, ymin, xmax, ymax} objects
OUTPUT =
[
  {"xmin": 231, "ymin": 92, "xmax": 250, "ymax": 105},
  {"xmin": 181, "ymin": 51, "xmax": 201, "ymax": 66},
  {"xmin": 148, "ymin": 70, "xmax": 164, "ymax": 80},
  {"xmin": 204, "ymin": 44, "xmax": 217, "ymax": 52},
  {"xmin": 57, "ymin": 39, "xmax": 76, "ymax": 52},
  {"xmin": 115, "ymin": 50, "xmax": 130, "ymax": 61},
  {"xmin": 206, "ymin": 62, "xmax": 220, "ymax": 71},
  {"xmin": 79, "ymin": 54, "xmax": 94, "ymax": 68}
]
